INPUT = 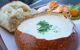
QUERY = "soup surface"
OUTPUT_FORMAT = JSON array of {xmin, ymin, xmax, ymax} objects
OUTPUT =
[{"xmin": 18, "ymin": 14, "xmax": 74, "ymax": 40}]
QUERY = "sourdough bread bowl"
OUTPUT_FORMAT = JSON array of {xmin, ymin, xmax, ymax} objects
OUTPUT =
[{"xmin": 15, "ymin": 12, "xmax": 78, "ymax": 50}]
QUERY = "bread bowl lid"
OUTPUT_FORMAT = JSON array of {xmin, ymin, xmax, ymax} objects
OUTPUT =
[{"xmin": 17, "ymin": 12, "xmax": 74, "ymax": 40}]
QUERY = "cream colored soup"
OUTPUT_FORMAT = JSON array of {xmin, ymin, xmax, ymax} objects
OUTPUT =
[{"xmin": 18, "ymin": 14, "xmax": 74, "ymax": 40}]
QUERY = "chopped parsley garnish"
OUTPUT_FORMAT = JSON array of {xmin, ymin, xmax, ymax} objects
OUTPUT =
[
  {"xmin": 37, "ymin": 20, "xmax": 52, "ymax": 33},
  {"xmin": 71, "ymin": 16, "xmax": 80, "ymax": 20}
]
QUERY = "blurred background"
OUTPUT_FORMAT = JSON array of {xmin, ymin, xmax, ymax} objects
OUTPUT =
[{"xmin": 0, "ymin": 0, "xmax": 80, "ymax": 7}]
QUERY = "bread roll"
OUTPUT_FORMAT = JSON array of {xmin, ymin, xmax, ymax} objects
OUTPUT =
[{"xmin": 0, "ymin": 1, "xmax": 36, "ymax": 32}]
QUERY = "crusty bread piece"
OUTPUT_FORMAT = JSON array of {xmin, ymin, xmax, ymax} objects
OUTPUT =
[{"xmin": 0, "ymin": 1, "xmax": 37, "ymax": 32}]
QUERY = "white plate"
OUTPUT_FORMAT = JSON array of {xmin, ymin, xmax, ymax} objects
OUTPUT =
[
  {"xmin": 0, "ymin": 28, "xmax": 18, "ymax": 50},
  {"xmin": 73, "ymin": 20, "xmax": 80, "ymax": 50}
]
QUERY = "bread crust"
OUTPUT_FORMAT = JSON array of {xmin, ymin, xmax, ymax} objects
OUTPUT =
[{"xmin": 15, "ymin": 30, "xmax": 78, "ymax": 50}]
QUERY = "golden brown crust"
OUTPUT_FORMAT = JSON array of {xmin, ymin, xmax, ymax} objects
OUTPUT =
[
  {"xmin": 15, "ymin": 30, "xmax": 78, "ymax": 50},
  {"xmin": 9, "ymin": 15, "xmax": 25, "ymax": 32}
]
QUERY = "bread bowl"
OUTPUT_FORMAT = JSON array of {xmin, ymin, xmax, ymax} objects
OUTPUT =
[{"xmin": 15, "ymin": 12, "xmax": 78, "ymax": 50}]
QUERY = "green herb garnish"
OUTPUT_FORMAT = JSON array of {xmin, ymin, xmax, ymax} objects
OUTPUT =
[
  {"xmin": 37, "ymin": 20, "xmax": 52, "ymax": 33},
  {"xmin": 68, "ymin": 3, "xmax": 80, "ymax": 10},
  {"xmin": 71, "ymin": 16, "xmax": 80, "ymax": 20}
]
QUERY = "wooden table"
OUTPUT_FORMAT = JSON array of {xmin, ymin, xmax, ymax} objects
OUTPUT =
[{"xmin": 0, "ymin": 34, "xmax": 7, "ymax": 50}]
